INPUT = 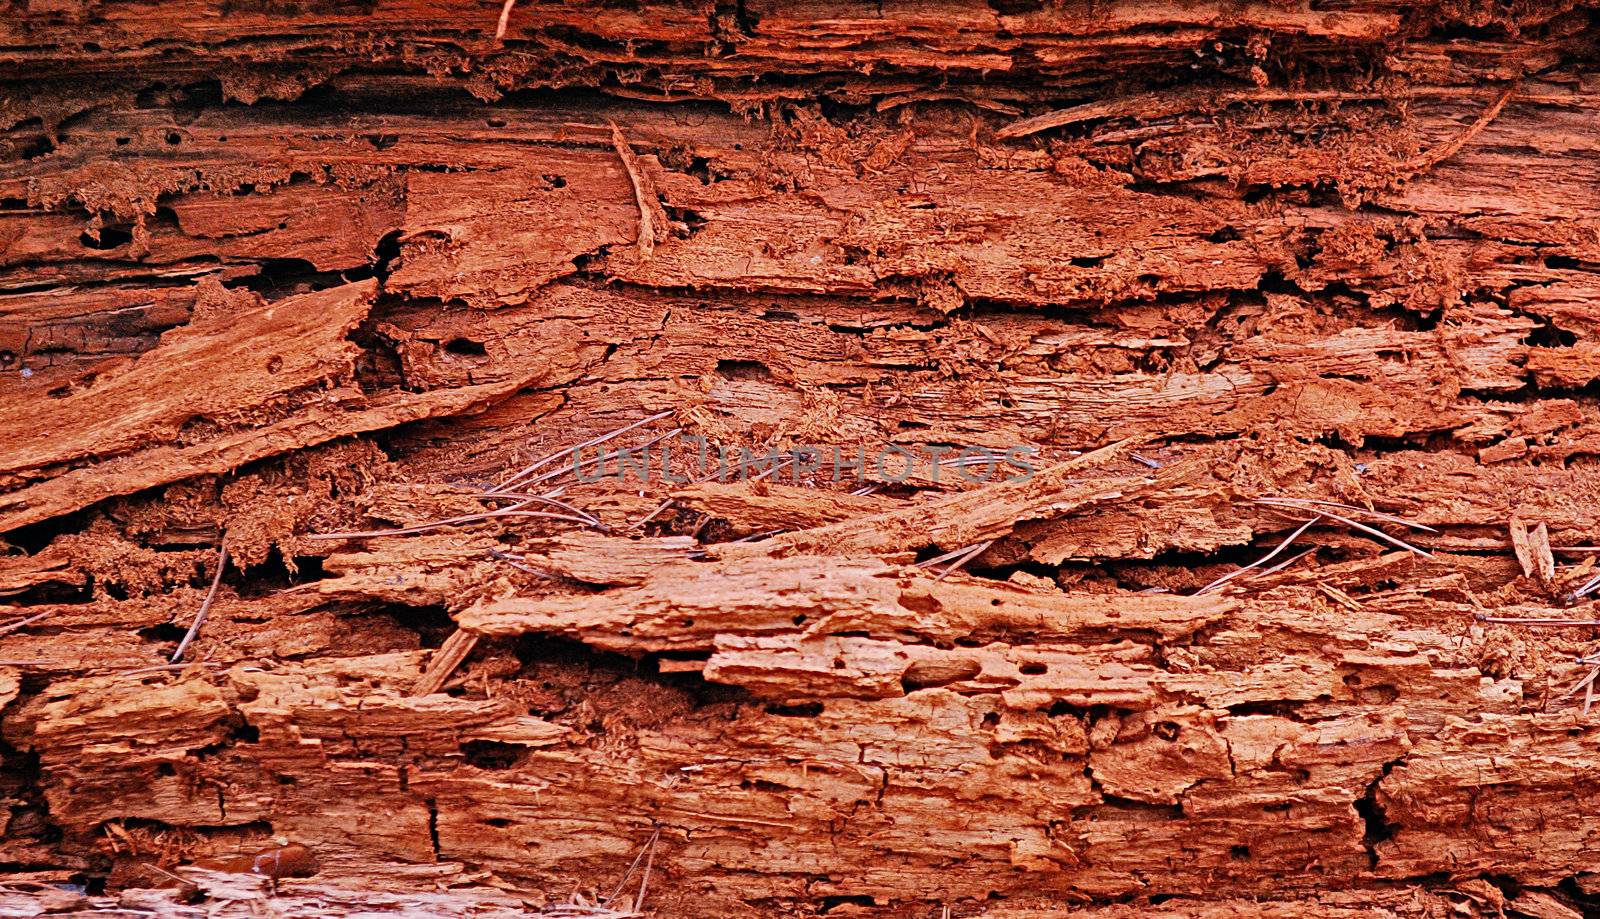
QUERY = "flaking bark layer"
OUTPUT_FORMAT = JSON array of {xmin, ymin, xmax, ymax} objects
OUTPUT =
[{"xmin": 3, "ymin": 2, "xmax": 1600, "ymax": 916}]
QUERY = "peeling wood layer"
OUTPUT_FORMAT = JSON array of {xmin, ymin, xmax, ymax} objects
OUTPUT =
[{"xmin": 4, "ymin": 1, "xmax": 1600, "ymax": 917}]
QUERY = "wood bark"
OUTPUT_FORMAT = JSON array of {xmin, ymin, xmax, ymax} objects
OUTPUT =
[{"xmin": 3, "ymin": 1, "xmax": 1600, "ymax": 916}]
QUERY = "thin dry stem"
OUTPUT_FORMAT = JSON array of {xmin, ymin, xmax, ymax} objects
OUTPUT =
[
  {"xmin": 488, "ymin": 549, "xmax": 553, "ymax": 577},
  {"xmin": 117, "ymin": 661, "xmax": 227, "ymax": 676},
  {"xmin": 0, "ymin": 609, "xmax": 57, "ymax": 638},
  {"xmin": 748, "ymin": 462, "xmax": 792, "ymax": 482},
  {"xmin": 933, "ymin": 539, "xmax": 995, "ymax": 582},
  {"xmin": 1556, "ymin": 664, "xmax": 1600, "ymax": 708},
  {"xmin": 310, "ymin": 504, "xmax": 596, "ymax": 540},
  {"xmin": 631, "ymin": 499, "xmax": 677, "ymax": 530},
  {"xmin": 1253, "ymin": 496, "xmax": 1438, "ymax": 533},
  {"xmin": 917, "ymin": 543, "xmax": 980, "ymax": 570},
  {"xmin": 528, "ymin": 428, "xmax": 684, "ymax": 491},
  {"xmin": 1477, "ymin": 615, "xmax": 1600, "ymax": 627},
  {"xmin": 492, "ymin": 410, "xmax": 672, "ymax": 494},
  {"xmin": 1569, "ymin": 571, "xmax": 1600, "ymax": 601},
  {"xmin": 472, "ymin": 491, "xmax": 600, "ymax": 524},
  {"xmin": 604, "ymin": 843, "xmax": 651, "ymax": 908},
  {"xmin": 605, "ymin": 829, "xmax": 662, "ymax": 912},
  {"xmin": 494, "ymin": 0, "xmax": 517, "ymax": 40},
  {"xmin": 636, "ymin": 830, "xmax": 660, "ymax": 910},
  {"xmin": 728, "ymin": 529, "xmax": 784, "ymax": 544},
  {"xmin": 1247, "ymin": 546, "xmax": 1317, "ymax": 581},
  {"xmin": 1195, "ymin": 516, "xmax": 1321, "ymax": 595},
  {"xmin": 171, "ymin": 538, "xmax": 227, "ymax": 664},
  {"xmin": 1253, "ymin": 501, "xmax": 1432, "ymax": 556}
]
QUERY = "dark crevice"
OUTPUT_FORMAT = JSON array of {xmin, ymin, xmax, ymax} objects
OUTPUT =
[
  {"xmin": 383, "ymin": 604, "xmax": 455, "ymax": 650},
  {"xmin": 371, "ymin": 229, "xmax": 404, "ymax": 284},
  {"xmin": 1354, "ymin": 758, "xmax": 1404, "ymax": 869},
  {"xmin": 443, "ymin": 336, "xmax": 488, "ymax": 357},
  {"xmin": 426, "ymin": 798, "xmax": 442, "ymax": 861},
  {"xmin": 230, "ymin": 257, "xmax": 363, "ymax": 300},
  {"xmin": 764, "ymin": 701, "xmax": 824, "ymax": 717},
  {"xmin": 78, "ymin": 226, "xmax": 134, "ymax": 250},
  {"xmin": 461, "ymin": 740, "xmax": 526, "ymax": 770},
  {"xmin": 3, "ymin": 508, "xmax": 95, "ymax": 556}
]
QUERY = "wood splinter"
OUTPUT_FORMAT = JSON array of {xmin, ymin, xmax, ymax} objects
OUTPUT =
[
  {"xmin": 609, "ymin": 119, "xmax": 669, "ymax": 260},
  {"xmin": 412, "ymin": 629, "xmax": 481, "ymax": 696},
  {"xmin": 1509, "ymin": 516, "xmax": 1555, "ymax": 585}
]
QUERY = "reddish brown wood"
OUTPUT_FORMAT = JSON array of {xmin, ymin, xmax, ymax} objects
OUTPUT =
[{"xmin": 3, "ymin": 2, "xmax": 1600, "ymax": 916}]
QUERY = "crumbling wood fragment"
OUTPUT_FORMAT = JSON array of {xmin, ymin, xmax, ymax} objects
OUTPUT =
[
  {"xmin": 4, "ymin": 0, "xmax": 1600, "ymax": 916},
  {"xmin": 671, "ymin": 480, "xmax": 904, "ymax": 533},
  {"xmin": 460, "ymin": 554, "xmax": 1233, "ymax": 651},
  {"xmin": 715, "ymin": 441, "xmax": 1156, "ymax": 559}
]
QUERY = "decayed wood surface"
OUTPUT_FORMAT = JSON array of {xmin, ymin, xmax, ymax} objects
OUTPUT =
[{"xmin": 4, "ymin": 1, "xmax": 1600, "ymax": 916}]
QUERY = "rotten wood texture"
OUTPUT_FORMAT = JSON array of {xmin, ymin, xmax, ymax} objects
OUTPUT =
[{"xmin": 5, "ymin": 1, "xmax": 1600, "ymax": 916}]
